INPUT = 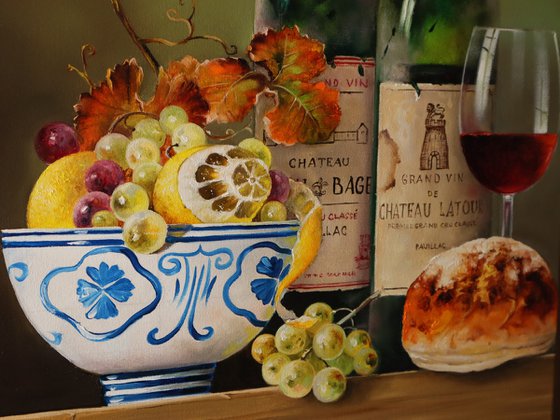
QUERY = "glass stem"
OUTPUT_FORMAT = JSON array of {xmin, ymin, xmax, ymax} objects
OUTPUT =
[{"xmin": 501, "ymin": 194, "xmax": 515, "ymax": 237}]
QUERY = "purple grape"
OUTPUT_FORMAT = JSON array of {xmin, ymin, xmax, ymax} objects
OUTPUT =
[
  {"xmin": 85, "ymin": 160, "xmax": 125, "ymax": 195},
  {"xmin": 35, "ymin": 122, "xmax": 80, "ymax": 163},
  {"xmin": 269, "ymin": 169, "xmax": 290, "ymax": 202},
  {"xmin": 73, "ymin": 192, "xmax": 111, "ymax": 228}
]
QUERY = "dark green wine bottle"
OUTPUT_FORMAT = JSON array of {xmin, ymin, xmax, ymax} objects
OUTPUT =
[
  {"xmin": 370, "ymin": 0, "xmax": 495, "ymax": 373},
  {"xmin": 254, "ymin": 0, "xmax": 377, "ymax": 329}
]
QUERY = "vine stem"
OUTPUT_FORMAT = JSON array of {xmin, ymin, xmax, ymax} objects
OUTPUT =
[
  {"xmin": 110, "ymin": 0, "xmax": 160, "ymax": 73},
  {"xmin": 336, "ymin": 289, "xmax": 383, "ymax": 327}
]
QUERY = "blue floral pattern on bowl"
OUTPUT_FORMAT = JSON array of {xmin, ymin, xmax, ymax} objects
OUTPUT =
[
  {"xmin": 251, "ymin": 256, "xmax": 290, "ymax": 305},
  {"xmin": 77, "ymin": 262, "xmax": 135, "ymax": 320}
]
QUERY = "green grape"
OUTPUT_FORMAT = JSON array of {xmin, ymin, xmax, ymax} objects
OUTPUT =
[
  {"xmin": 312, "ymin": 367, "xmax": 347, "ymax": 403},
  {"xmin": 312, "ymin": 323, "xmax": 345, "ymax": 361},
  {"xmin": 344, "ymin": 329, "xmax": 372, "ymax": 357},
  {"xmin": 278, "ymin": 360, "xmax": 314, "ymax": 398},
  {"xmin": 133, "ymin": 118, "xmax": 166, "ymax": 147},
  {"xmin": 94, "ymin": 133, "xmax": 130, "ymax": 169},
  {"xmin": 238, "ymin": 137, "xmax": 272, "ymax": 167},
  {"xmin": 262, "ymin": 353, "xmax": 291, "ymax": 386},
  {"xmin": 353, "ymin": 346, "xmax": 379, "ymax": 376},
  {"xmin": 126, "ymin": 137, "xmax": 161, "ymax": 169},
  {"xmin": 110, "ymin": 182, "xmax": 150, "ymax": 221},
  {"xmin": 260, "ymin": 200, "xmax": 288, "ymax": 222},
  {"xmin": 326, "ymin": 352, "xmax": 354, "ymax": 376},
  {"xmin": 275, "ymin": 324, "xmax": 308, "ymax": 356},
  {"xmin": 305, "ymin": 303, "xmax": 334, "ymax": 334},
  {"xmin": 251, "ymin": 334, "xmax": 277, "ymax": 364},
  {"xmin": 91, "ymin": 210, "xmax": 119, "ymax": 227},
  {"xmin": 132, "ymin": 161, "xmax": 162, "ymax": 197},
  {"xmin": 172, "ymin": 122, "xmax": 207, "ymax": 153},
  {"xmin": 159, "ymin": 105, "xmax": 188, "ymax": 135},
  {"xmin": 304, "ymin": 350, "xmax": 327, "ymax": 374},
  {"xmin": 122, "ymin": 210, "xmax": 167, "ymax": 254}
]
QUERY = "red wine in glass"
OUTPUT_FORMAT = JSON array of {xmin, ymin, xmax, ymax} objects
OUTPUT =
[{"xmin": 460, "ymin": 132, "xmax": 558, "ymax": 194}]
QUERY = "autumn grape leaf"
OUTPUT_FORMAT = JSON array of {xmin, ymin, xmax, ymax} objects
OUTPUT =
[
  {"xmin": 248, "ymin": 26, "xmax": 326, "ymax": 83},
  {"xmin": 248, "ymin": 26, "xmax": 341, "ymax": 144},
  {"xmin": 144, "ymin": 62, "xmax": 209, "ymax": 127},
  {"xmin": 264, "ymin": 80, "xmax": 340, "ymax": 145},
  {"xmin": 197, "ymin": 58, "xmax": 267, "ymax": 123},
  {"xmin": 74, "ymin": 59, "xmax": 144, "ymax": 150}
]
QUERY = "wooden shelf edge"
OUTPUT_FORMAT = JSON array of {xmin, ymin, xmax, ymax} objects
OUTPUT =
[{"xmin": 8, "ymin": 354, "xmax": 555, "ymax": 420}]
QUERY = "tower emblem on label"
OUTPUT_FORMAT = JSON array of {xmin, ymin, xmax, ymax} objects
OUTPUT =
[{"xmin": 420, "ymin": 103, "xmax": 449, "ymax": 170}]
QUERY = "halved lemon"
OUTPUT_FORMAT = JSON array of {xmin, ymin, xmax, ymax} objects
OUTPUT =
[
  {"xmin": 154, "ymin": 145, "xmax": 272, "ymax": 224},
  {"xmin": 152, "ymin": 146, "xmax": 207, "ymax": 224},
  {"xmin": 275, "ymin": 179, "xmax": 322, "ymax": 302}
]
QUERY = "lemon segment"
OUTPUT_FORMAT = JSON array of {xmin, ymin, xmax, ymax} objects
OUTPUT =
[
  {"xmin": 275, "ymin": 179, "xmax": 322, "ymax": 302},
  {"xmin": 27, "ymin": 152, "xmax": 97, "ymax": 228}
]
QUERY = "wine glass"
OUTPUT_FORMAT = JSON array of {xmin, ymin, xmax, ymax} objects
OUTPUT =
[{"xmin": 460, "ymin": 27, "xmax": 560, "ymax": 237}]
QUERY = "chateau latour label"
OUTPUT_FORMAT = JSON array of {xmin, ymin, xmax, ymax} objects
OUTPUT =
[
  {"xmin": 375, "ymin": 82, "xmax": 492, "ymax": 294},
  {"xmin": 257, "ymin": 56, "xmax": 375, "ymax": 292}
]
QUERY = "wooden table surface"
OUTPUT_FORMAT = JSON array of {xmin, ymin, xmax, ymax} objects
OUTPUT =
[{"xmin": 7, "ymin": 354, "xmax": 555, "ymax": 420}]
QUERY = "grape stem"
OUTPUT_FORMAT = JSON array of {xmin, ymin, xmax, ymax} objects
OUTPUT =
[
  {"xmin": 107, "ymin": 111, "xmax": 158, "ymax": 133},
  {"xmin": 299, "ymin": 289, "xmax": 383, "ymax": 360},
  {"xmin": 336, "ymin": 289, "xmax": 383, "ymax": 327}
]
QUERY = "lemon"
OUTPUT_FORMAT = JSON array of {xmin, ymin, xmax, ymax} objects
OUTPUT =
[
  {"xmin": 275, "ymin": 179, "xmax": 322, "ymax": 302},
  {"xmin": 153, "ymin": 145, "xmax": 272, "ymax": 224},
  {"xmin": 27, "ymin": 151, "xmax": 97, "ymax": 228},
  {"xmin": 152, "ymin": 146, "xmax": 207, "ymax": 224}
]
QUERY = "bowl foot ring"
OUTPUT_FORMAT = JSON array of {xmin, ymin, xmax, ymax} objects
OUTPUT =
[{"xmin": 100, "ymin": 363, "xmax": 216, "ymax": 405}]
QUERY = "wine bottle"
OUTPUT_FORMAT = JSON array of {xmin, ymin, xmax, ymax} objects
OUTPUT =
[
  {"xmin": 254, "ymin": 0, "xmax": 377, "ymax": 328},
  {"xmin": 370, "ymin": 0, "xmax": 496, "ymax": 372}
]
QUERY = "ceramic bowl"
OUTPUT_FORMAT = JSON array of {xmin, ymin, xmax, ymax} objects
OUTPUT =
[{"xmin": 2, "ymin": 222, "xmax": 298, "ymax": 404}]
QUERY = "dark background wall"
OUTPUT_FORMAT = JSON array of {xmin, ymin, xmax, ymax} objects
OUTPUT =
[{"xmin": 0, "ymin": 0, "xmax": 558, "ymax": 415}]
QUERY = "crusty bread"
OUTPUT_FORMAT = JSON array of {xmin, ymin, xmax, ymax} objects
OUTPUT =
[{"xmin": 402, "ymin": 237, "xmax": 557, "ymax": 373}]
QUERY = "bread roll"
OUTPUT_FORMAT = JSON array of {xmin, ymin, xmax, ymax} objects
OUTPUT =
[{"xmin": 402, "ymin": 237, "xmax": 557, "ymax": 373}]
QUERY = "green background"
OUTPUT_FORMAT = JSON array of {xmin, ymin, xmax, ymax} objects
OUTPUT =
[{"xmin": 0, "ymin": 0, "xmax": 558, "ymax": 415}]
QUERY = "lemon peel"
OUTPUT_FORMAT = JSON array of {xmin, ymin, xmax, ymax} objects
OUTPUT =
[
  {"xmin": 152, "ymin": 146, "xmax": 208, "ymax": 225},
  {"xmin": 275, "ymin": 179, "xmax": 322, "ymax": 302}
]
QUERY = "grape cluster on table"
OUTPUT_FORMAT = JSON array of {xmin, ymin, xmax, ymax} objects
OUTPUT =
[
  {"xmin": 251, "ymin": 302, "xmax": 379, "ymax": 403},
  {"xmin": 34, "ymin": 105, "xmax": 293, "ymax": 254}
]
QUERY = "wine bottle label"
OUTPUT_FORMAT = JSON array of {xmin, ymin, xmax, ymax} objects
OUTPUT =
[
  {"xmin": 375, "ymin": 82, "xmax": 492, "ymax": 295},
  {"xmin": 256, "ymin": 56, "xmax": 375, "ymax": 291}
]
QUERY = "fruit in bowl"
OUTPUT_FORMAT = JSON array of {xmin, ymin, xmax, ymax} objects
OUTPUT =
[{"xmin": 2, "ymin": 105, "xmax": 322, "ymax": 405}]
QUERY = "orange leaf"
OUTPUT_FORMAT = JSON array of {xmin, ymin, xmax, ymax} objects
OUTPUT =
[
  {"xmin": 197, "ymin": 58, "xmax": 267, "ymax": 123},
  {"xmin": 248, "ymin": 26, "xmax": 326, "ymax": 83},
  {"xmin": 144, "ymin": 63, "xmax": 209, "ymax": 127},
  {"xmin": 74, "ymin": 59, "xmax": 144, "ymax": 150},
  {"xmin": 264, "ymin": 80, "xmax": 340, "ymax": 145}
]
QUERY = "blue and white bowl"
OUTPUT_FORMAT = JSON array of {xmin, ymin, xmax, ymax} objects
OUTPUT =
[{"xmin": 2, "ymin": 222, "xmax": 298, "ymax": 404}]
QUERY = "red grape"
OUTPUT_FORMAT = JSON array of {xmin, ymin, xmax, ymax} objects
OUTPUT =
[
  {"xmin": 85, "ymin": 160, "xmax": 125, "ymax": 195},
  {"xmin": 73, "ymin": 192, "xmax": 111, "ymax": 228},
  {"xmin": 35, "ymin": 122, "xmax": 80, "ymax": 163},
  {"xmin": 269, "ymin": 169, "xmax": 290, "ymax": 202}
]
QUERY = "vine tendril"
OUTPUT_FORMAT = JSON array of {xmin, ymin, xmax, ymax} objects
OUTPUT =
[
  {"xmin": 110, "ymin": 0, "xmax": 237, "ymax": 75},
  {"xmin": 67, "ymin": 44, "xmax": 97, "ymax": 92}
]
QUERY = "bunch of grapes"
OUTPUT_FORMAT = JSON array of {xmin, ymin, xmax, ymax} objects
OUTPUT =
[
  {"xmin": 251, "ymin": 302, "xmax": 379, "ymax": 403},
  {"xmin": 36, "ymin": 106, "xmax": 209, "ymax": 254}
]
